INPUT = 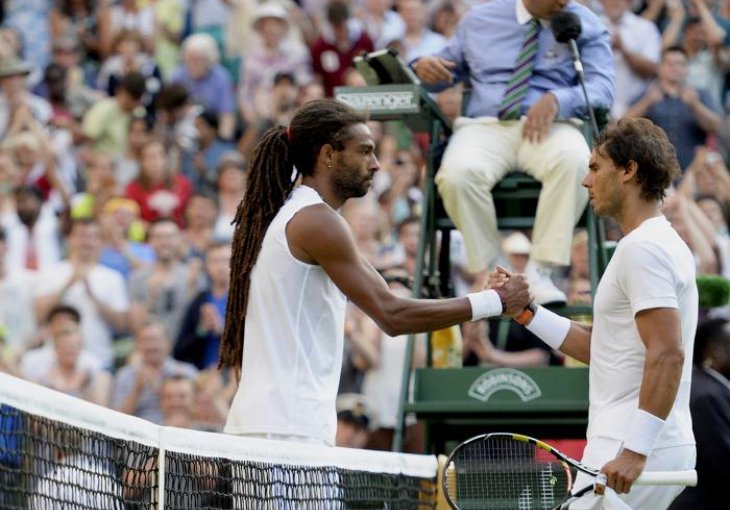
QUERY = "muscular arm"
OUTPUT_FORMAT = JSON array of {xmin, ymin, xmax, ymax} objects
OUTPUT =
[
  {"xmin": 599, "ymin": 307, "xmax": 684, "ymax": 492},
  {"xmin": 556, "ymin": 322, "xmax": 592, "ymax": 365},
  {"xmin": 287, "ymin": 205, "xmax": 529, "ymax": 336},
  {"xmin": 635, "ymin": 308, "xmax": 684, "ymax": 421}
]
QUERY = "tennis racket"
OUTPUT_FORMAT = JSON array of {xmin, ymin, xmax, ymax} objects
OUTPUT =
[{"xmin": 442, "ymin": 432, "xmax": 697, "ymax": 510}]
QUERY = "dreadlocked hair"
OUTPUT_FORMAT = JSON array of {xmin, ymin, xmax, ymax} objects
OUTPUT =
[{"xmin": 219, "ymin": 99, "xmax": 366, "ymax": 372}]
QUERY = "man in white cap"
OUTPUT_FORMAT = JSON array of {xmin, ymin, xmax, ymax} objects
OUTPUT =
[{"xmin": 0, "ymin": 56, "xmax": 51, "ymax": 139}]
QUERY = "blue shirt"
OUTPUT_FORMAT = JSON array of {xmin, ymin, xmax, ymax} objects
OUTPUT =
[
  {"xmin": 202, "ymin": 291, "xmax": 227, "ymax": 369},
  {"xmin": 171, "ymin": 64, "xmax": 235, "ymax": 114},
  {"xmin": 99, "ymin": 243, "xmax": 156, "ymax": 280},
  {"xmin": 426, "ymin": 0, "xmax": 615, "ymax": 119}
]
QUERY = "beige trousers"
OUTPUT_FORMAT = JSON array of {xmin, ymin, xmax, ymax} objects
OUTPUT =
[{"xmin": 436, "ymin": 117, "xmax": 590, "ymax": 272}]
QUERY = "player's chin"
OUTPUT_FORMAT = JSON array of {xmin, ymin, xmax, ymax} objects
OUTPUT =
[{"xmin": 358, "ymin": 179, "xmax": 373, "ymax": 196}]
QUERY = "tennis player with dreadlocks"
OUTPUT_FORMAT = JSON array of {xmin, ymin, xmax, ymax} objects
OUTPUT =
[{"xmin": 219, "ymin": 99, "xmax": 531, "ymax": 446}]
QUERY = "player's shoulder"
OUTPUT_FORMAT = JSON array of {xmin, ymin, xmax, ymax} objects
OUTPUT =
[{"xmin": 287, "ymin": 203, "xmax": 353, "ymax": 251}]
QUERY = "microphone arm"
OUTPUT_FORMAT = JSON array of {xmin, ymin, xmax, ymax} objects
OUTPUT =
[{"xmin": 567, "ymin": 38, "xmax": 600, "ymax": 141}]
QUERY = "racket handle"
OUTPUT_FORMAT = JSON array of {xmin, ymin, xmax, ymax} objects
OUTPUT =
[{"xmin": 635, "ymin": 470, "xmax": 697, "ymax": 487}]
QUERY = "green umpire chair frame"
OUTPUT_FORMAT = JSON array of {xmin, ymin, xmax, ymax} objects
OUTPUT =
[{"xmin": 333, "ymin": 83, "xmax": 609, "ymax": 454}]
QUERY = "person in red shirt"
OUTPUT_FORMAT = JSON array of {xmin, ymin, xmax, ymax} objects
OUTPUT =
[
  {"xmin": 125, "ymin": 139, "xmax": 192, "ymax": 226},
  {"xmin": 310, "ymin": 0, "xmax": 374, "ymax": 97}
]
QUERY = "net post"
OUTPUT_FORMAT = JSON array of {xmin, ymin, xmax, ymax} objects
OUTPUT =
[{"xmin": 157, "ymin": 446, "xmax": 166, "ymax": 509}]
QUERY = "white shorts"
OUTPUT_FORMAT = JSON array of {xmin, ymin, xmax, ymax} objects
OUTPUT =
[{"xmin": 569, "ymin": 437, "xmax": 695, "ymax": 510}]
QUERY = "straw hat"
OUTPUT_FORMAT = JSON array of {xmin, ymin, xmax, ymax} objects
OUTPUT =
[{"xmin": 0, "ymin": 56, "xmax": 33, "ymax": 79}]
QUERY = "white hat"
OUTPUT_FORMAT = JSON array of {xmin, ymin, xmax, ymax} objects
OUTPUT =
[
  {"xmin": 502, "ymin": 232, "xmax": 532, "ymax": 255},
  {"xmin": 253, "ymin": 2, "xmax": 288, "ymax": 27}
]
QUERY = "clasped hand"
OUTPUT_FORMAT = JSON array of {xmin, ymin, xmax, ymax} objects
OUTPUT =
[{"xmin": 486, "ymin": 266, "xmax": 531, "ymax": 316}]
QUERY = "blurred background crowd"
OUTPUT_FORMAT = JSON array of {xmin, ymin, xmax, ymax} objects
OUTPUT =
[{"xmin": 0, "ymin": 0, "xmax": 729, "ymax": 456}]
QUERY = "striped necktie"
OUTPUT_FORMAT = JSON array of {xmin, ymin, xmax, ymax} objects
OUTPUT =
[{"xmin": 498, "ymin": 18, "xmax": 541, "ymax": 120}]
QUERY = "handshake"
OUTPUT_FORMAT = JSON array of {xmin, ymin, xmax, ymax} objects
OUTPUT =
[{"xmin": 487, "ymin": 266, "xmax": 533, "ymax": 318}]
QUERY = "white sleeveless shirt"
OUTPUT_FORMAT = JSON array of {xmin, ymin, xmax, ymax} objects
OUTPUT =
[{"xmin": 224, "ymin": 186, "xmax": 347, "ymax": 445}]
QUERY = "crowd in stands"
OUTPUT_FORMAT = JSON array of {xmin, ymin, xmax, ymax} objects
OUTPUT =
[{"xmin": 0, "ymin": 0, "xmax": 728, "ymax": 465}]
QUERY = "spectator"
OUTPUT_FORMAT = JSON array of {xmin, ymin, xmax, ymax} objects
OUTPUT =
[
  {"xmin": 341, "ymin": 197, "xmax": 394, "ymax": 270},
  {"xmin": 159, "ymin": 374, "xmax": 197, "ymax": 428},
  {"xmin": 335, "ymin": 393, "xmax": 375, "ymax": 448},
  {"xmin": 238, "ymin": 2, "xmax": 312, "ymax": 127},
  {"xmin": 22, "ymin": 304, "xmax": 111, "ymax": 406},
  {"xmin": 112, "ymin": 319, "xmax": 198, "ymax": 423},
  {"xmin": 191, "ymin": 369, "xmax": 234, "ymax": 432},
  {"xmin": 35, "ymin": 218, "xmax": 130, "ymax": 368},
  {"xmin": 129, "ymin": 218, "xmax": 205, "ymax": 339},
  {"xmin": 2, "ymin": 1, "xmax": 53, "ymax": 87},
  {"xmin": 1, "ymin": 184, "xmax": 61, "ymax": 272},
  {"xmin": 116, "ymin": 112, "xmax": 151, "ymax": 188},
  {"xmin": 311, "ymin": 0, "xmax": 374, "ymax": 97},
  {"xmin": 155, "ymin": 83, "xmax": 203, "ymax": 155},
  {"xmin": 172, "ymin": 33, "xmax": 236, "ymax": 140},
  {"xmin": 601, "ymin": 0, "xmax": 662, "ymax": 119},
  {"xmin": 358, "ymin": 266, "xmax": 428, "ymax": 452},
  {"xmin": 358, "ymin": 0, "xmax": 406, "ymax": 50},
  {"xmin": 212, "ymin": 151, "xmax": 248, "ymax": 242},
  {"xmin": 339, "ymin": 302, "xmax": 381, "ymax": 394},
  {"xmin": 98, "ymin": 197, "xmax": 155, "ymax": 280},
  {"xmin": 124, "ymin": 139, "xmax": 193, "ymax": 226},
  {"xmin": 413, "ymin": 0, "xmax": 614, "ymax": 305},
  {"xmin": 98, "ymin": 0, "xmax": 156, "ymax": 58},
  {"xmin": 81, "ymin": 71, "xmax": 147, "ymax": 156},
  {"xmin": 669, "ymin": 318, "xmax": 730, "ymax": 509},
  {"xmin": 38, "ymin": 63, "xmax": 89, "ymax": 145},
  {"xmin": 676, "ymin": 9, "xmax": 729, "ymax": 113},
  {"xmin": 0, "ymin": 56, "xmax": 52, "ymax": 140},
  {"xmin": 152, "ymin": 0, "xmax": 185, "ymax": 80},
  {"xmin": 182, "ymin": 191, "xmax": 218, "ymax": 260},
  {"xmin": 0, "ymin": 225, "xmax": 38, "ymax": 356},
  {"xmin": 429, "ymin": 0, "xmax": 462, "ymax": 39},
  {"xmin": 96, "ymin": 29, "xmax": 161, "ymax": 109},
  {"xmin": 397, "ymin": 0, "xmax": 447, "ymax": 62},
  {"xmin": 625, "ymin": 46, "xmax": 722, "ymax": 171},
  {"xmin": 174, "ymin": 241, "xmax": 231, "ymax": 370},
  {"xmin": 3, "ymin": 127, "xmax": 69, "ymax": 207},
  {"xmin": 70, "ymin": 152, "xmax": 118, "ymax": 219},
  {"xmin": 50, "ymin": 1, "xmax": 101, "ymax": 67},
  {"xmin": 677, "ymin": 147, "xmax": 730, "ymax": 205},
  {"xmin": 394, "ymin": 215, "xmax": 420, "ymax": 277},
  {"xmin": 180, "ymin": 109, "xmax": 235, "ymax": 191}
]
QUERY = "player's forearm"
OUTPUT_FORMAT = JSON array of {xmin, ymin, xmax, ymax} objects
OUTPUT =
[
  {"xmin": 376, "ymin": 296, "xmax": 473, "ymax": 337},
  {"xmin": 638, "ymin": 344, "xmax": 684, "ymax": 419},
  {"xmin": 555, "ymin": 323, "xmax": 592, "ymax": 364},
  {"xmin": 521, "ymin": 306, "xmax": 591, "ymax": 364}
]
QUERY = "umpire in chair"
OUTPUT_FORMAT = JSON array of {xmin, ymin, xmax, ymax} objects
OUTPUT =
[{"xmin": 412, "ymin": 0, "xmax": 614, "ymax": 303}]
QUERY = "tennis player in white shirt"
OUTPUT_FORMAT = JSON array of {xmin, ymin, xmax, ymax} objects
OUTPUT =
[{"xmin": 493, "ymin": 117, "xmax": 697, "ymax": 509}]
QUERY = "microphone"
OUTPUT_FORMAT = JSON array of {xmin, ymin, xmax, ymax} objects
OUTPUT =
[
  {"xmin": 552, "ymin": 11, "xmax": 582, "ymax": 43},
  {"xmin": 551, "ymin": 11, "xmax": 600, "ymax": 139}
]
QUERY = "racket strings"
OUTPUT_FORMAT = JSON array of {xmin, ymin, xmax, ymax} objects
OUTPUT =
[{"xmin": 448, "ymin": 436, "xmax": 572, "ymax": 509}]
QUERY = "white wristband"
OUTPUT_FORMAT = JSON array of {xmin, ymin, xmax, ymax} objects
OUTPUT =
[
  {"xmin": 623, "ymin": 409, "xmax": 665, "ymax": 456},
  {"xmin": 466, "ymin": 290, "xmax": 503, "ymax": 321},
  {"xmin": 525, "ymin": 305, "xmax": 571, "ymax": 350}
]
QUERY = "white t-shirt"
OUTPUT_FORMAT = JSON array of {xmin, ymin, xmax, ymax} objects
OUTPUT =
[
  {"xmin": 604, "ymin": 11, "xmax": 662, "ymax": 119},
  {"xmin": 224, "ymin": 186, "xmax": 347, "ymax": 445},
  {"xmin": 36, "ymin": 262, "xmax": 130, "ymax": 367},
  {"xmin": 0, "ymin": 269, "xmax": 38, "ymax": 352},
  {"xmin": 588, "ymin": 215, "xmax": 697, "ymax": 450}
]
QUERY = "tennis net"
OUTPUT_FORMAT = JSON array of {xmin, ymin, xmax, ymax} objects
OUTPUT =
[{"xmin": 0, "ymin": 372, "xmax": 437, "ymax": 509}]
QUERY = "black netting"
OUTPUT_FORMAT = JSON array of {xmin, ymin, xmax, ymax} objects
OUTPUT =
[
  {"xmin": 0, "ymin": 404, "xmax": 158, "ymax": 509},
  {"xmin": 165, "ymin": 451, "xmax": 436, "ymax": 509},
  {"xmin": 0, "ymin": 403, "xmax": 436, "ymax": 509}
]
